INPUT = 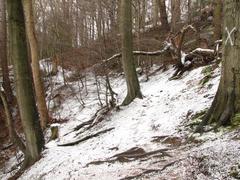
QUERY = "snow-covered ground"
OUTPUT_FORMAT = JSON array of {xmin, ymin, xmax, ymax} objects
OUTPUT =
[{"xmin": 1, "ymin": 64, "xmax": 240, "ymax": 180}]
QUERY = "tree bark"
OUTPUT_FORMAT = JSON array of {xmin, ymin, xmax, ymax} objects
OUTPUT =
[
  {"xmin": 213, "ymin": 0, "xmax": 223, "ymax": 41},
  {"xmin": 197, "ymin": 0, "xmax": 240, "ymax": 132},
  {"xmin": 171, "ymin": 0, "xmax": 181, "ymax": 32},
  {"xmin": 159, "ymin": 0, "xmax": 170, "ymax": 31},
  {"xmin": 22, "ymin": 0, "xmax": 49, "ymax": 129},
  {"xmin": 120, "ymin": 0, "xmax": 142, "ymax": 105},
  {"xmin": 153, "ymin": 0, "xmax": 159, "ymax": 26},
  {"xmin": 0, "ymin": 0, "xmax": 14, "ymax": 102},
  {"xmin": 187, "ymin": 0, "xmax": 192, "ymax": 23},
  {"xmin": 0, "ymin": 90, "xmax": 26, "ymax": 153},
  {"xmin": 7, "ymin": 0, "xmax": 44, "ymax": 166}
]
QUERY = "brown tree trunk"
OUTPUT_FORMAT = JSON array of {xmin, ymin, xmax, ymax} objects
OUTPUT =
[
  {"xmin": 196, "ymin": 0, "xmax": 240, "ymax": 132},
  {"xmin": 213, "ymin": 0, "xmax": 223, "ymax": 41},
  {"xmin": 188, "ymin": 0, "xmax": 192, "ymax": 23},
  {"xmin": 0, "ymin": 0, "xmax": 14, "ymax": 102},
  {"xmin": 7, "ymin": 0, "xmax": 44, "ymax": 166},
  {"xmin": 171, "ymin": 0, "xmax": 181, "ymax": 32},
  {"xmin": 22, "ymin": 0, "xmax": 49, "ymax": 129},
  {"xmin": 120, "ymin": 0, "xmax": 142, "ymax": 105},
  {"xmin": 0, "ymin": 90, "xmax": 26, "ymax": 153},
  {"xmin": 153, "ymin": 0, "xmax": 159, "ymax": 26},
  {"xmin": 159, "ymin": 0, "xmax": 170, "ymax": 31}
]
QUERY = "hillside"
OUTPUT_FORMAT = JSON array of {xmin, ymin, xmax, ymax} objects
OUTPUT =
[{"xmin": 2, "ymin": 63, "xmax": 240, "ymax": 180}]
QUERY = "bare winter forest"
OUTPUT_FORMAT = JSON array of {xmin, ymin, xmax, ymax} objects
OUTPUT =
[{"xmin": 1, "ymin": 0, "xmax": 240, "ymax": 179}]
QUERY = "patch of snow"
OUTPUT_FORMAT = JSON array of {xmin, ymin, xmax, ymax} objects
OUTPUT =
[{"xmin": 1, "ymin": 64, "xmax": 231, "ymax": 180}]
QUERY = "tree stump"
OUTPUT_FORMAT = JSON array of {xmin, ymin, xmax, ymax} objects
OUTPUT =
[{"xmin": 50, "ymin": 124, "xmax": 59, "ymax": 140}]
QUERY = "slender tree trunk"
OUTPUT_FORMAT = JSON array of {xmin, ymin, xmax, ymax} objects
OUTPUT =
[
  {"xmin": 159, "ymin": 0, "xmax": 170, "ymax": 31},
  {"xmin": 22, "ymin": 0, "xmax": 49, "ymax": 129},
  {"xmin": 120, "ymin": 0, "xmax": 142, "ymax": 105},
  {"xmin": 7, "ymin": 0, "xmax": 44, "ymax": 166},
  {"xmin": 96, "ymin": 0, "xmax": 103, "ymax": 39},
  {"xmin": 197, "ymin": 0, "xmax": 240, "ymax": 132},
  {"xmin": 0, "ymin": 90, "xmax": 26, "ymax": 153},
  {"xmin": 171, "ymin": 0, "xmax": 181, "ymax": 32},
  {"xmin": 213, "ymin": 0, "xmax": 223, "ymax": 41},
  {"xmin": 0, "ymin": 0, "xmax": 14, "ymax": 102},
  {"xmin": 153, "ymin": 0, "xmax": 159, "ymax": 26},
  {"xmin": 140, "ymin": 0, "xmax": 146, "ymax": 30},
  {"xmin": 187, "ymin": 0, "xmax": 192, "ymax": 23}
]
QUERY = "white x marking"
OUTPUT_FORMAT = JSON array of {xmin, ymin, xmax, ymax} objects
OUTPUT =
[{"xmin": 225, "ymin": 27, "xmax": 237, "ymax": 46}]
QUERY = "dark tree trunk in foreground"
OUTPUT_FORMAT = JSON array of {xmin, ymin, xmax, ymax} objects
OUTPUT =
[
  {"xmin": 0, "ymin": 0, "xmax": 14, "ymax": 102},
  {"xmin": 7, "ymin": 0, "xmax": 44, "ymax": 166},
  {"xmin": 197, "ymin": 0, "xmax": 240, "ymax": 132},
  {"xmin": 120, "ymin": 0, "xmax": 142, "ymax": 105}
]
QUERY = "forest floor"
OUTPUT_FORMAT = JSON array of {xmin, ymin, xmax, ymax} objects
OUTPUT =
[{"xmin": 1, "ymin": 63, "xmax": 240, "ymax": 180}]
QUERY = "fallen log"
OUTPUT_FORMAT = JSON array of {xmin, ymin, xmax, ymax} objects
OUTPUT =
[{"xmin": 93, "ymin": 42, "xmax": 173, "ymax": 71}]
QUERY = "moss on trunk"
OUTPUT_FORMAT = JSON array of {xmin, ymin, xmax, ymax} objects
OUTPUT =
[{"xmin": 7, "ymin": 0, "xmax": 44, "ymax": 166}]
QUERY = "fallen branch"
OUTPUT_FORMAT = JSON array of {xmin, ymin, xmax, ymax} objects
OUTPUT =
[
  {"xmin": 93, "ymin": 42, "xmax": 172, "ymax": 70},
  {"xmin": 1, "ymin": 143, "xmax": 14, "ymax": 151},
  {"xmin": 63, "ymin": 106, "xmax": 111, "ymax": 137},
  {"xmin": 58, "ymin": 127, "xmax": 114, "ymax": 147}
]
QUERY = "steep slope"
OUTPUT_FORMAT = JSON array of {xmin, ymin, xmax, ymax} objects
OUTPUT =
[{"xmin": 1, "ymin": 64, "xmax": 240, "ymax": 180}]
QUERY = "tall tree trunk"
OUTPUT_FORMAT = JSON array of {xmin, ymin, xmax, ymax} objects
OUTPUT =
[
  {"xmin": 159, "ymin": 0, "xmax": 170, "ymax": 31},
  {"xmin": 22, "ymin": 0, "xmax": 49, "ymax": 129},
  {"xmin": 140, "ymin": 0, "xmax": 146, "ymax": 30},
  {"xmin": 0, "ymin": 0, "xmax": 14, "ymax": 102},
  {"xmin": 153, "ymin": 0, "xmax": 159, "ymax": 26},
  {"xmin": 197, "ymin": 0, "xmax": 240, "ymax": 132},
  {"xmin": 96, "ymin": 0, "xmax": 103, "ymax": 39},
  {"xmin": 171, "ymin": 0, "xmax": 181, "ymax": 32},
  {"xmin": 187, "ymin": 0, "xmax": 192, "ymax": 23},
  {"xmin": 0, "ymin": 90, "xmax": 26, "ymax": 153},
  {"xmin": 7, "ymin": 0, "xmax": 44, "ymax": 166},
  {"xmin": 213, "ymin": 0, "xmax": 223, "ymax": 41},
  {"xmin": 120, "ymin": 0, "xmax": 142, "ymax": 105}
]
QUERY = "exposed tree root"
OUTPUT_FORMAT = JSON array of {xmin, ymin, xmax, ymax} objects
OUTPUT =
[
  {"xmin": 121, "ymin": 159, "xmax": 182, "ymax": 180},
  {"xmin": 85, "ymin": 147, "xmax": 171, "ymax": 167},
  {"xmin": 58, "ymin": 127, "xmax": 115, "ymax": 147}
]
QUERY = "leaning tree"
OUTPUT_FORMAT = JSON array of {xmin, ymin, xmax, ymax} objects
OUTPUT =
[{"xmin": 197, "ymin": 0, "xmax": 240, "ymax": 132}]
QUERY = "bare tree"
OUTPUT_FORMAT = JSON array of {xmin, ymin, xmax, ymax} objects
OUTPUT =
[
  {"xmin": 0, "ymin": 0, "xmax": 14, "ymax": 102},
  {"xmin": 120, "ymin": 0, "xmax": 142, "ymax": 105},
  {"xmin": 7, "ymin": 0, "xmax": 44, "ymax": 167},
  {"xmin": 22, "ymin": 0, "xmax": 49, "ymax": 129}
]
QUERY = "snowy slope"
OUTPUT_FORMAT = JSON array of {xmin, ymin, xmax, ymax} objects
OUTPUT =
[{"xmin": 1, "ymin": 64, "xmax": 240, "ymax": 180}]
